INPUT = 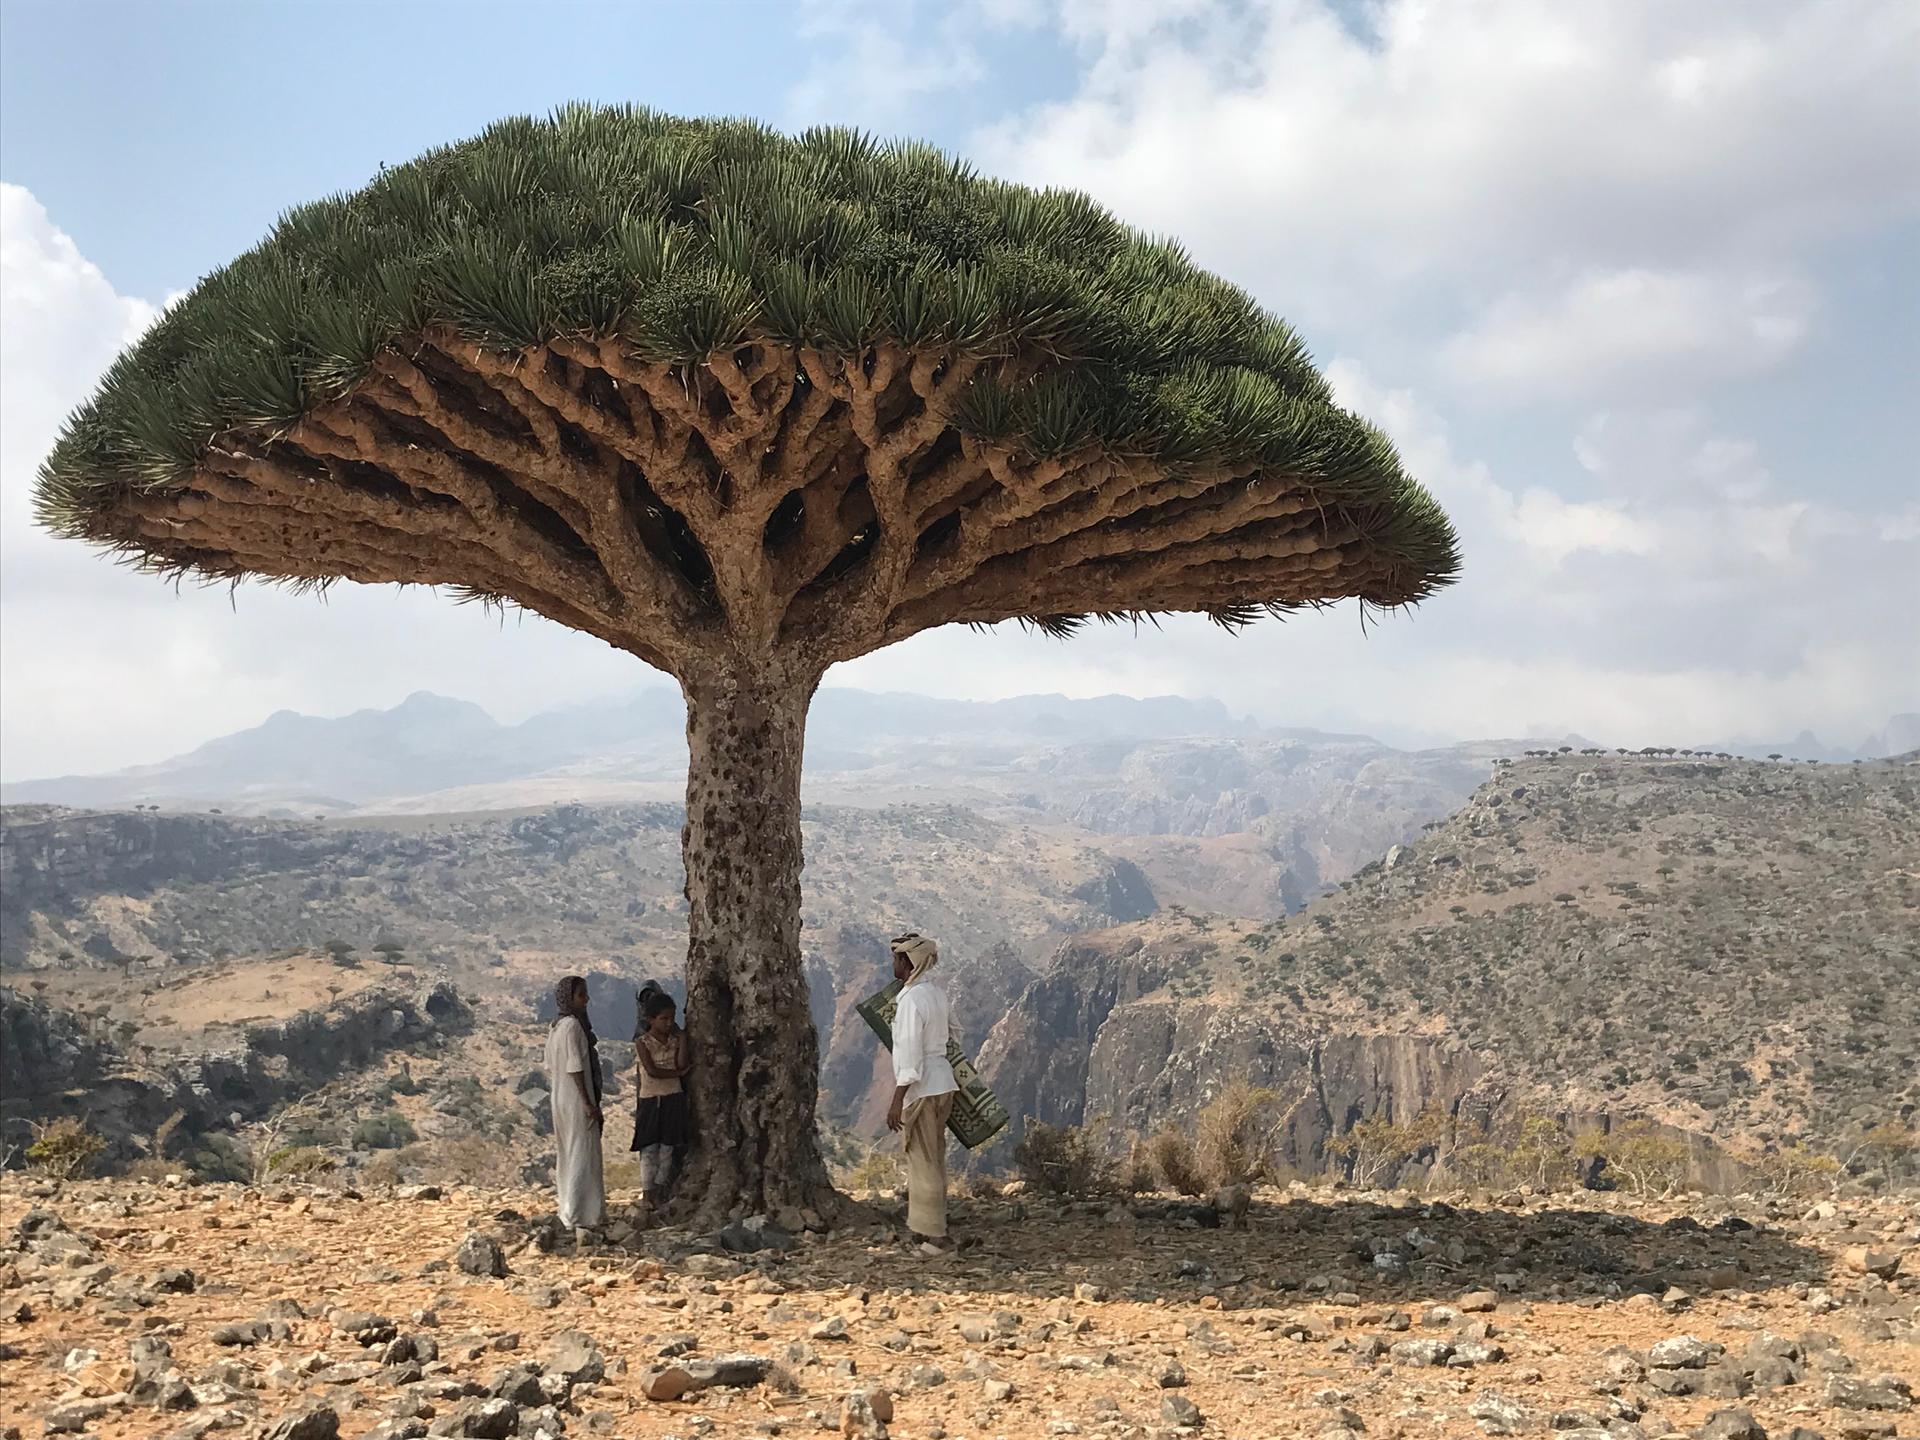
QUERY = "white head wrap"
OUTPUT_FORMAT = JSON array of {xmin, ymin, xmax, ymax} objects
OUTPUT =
[{"xmin": 891, "ymin": 931, "xmax": 940, "ymax": 984}]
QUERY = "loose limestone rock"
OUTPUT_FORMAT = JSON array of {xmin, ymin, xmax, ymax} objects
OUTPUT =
[
  {"xmin": 265, "ymin": 1406, "xmax": 340, "ymax": 1440},
  {"xmin": 1693, "ymin": 1408, "xmax": 1767, "ymax": 1440},
  {"xmin": 454, "ymin": 1233, "xmax": 508, "ymax": 1279}
]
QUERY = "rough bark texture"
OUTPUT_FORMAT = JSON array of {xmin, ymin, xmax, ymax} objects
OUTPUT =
[{"xmin": 674, "ymin": 659, "xmax": 836, "ymax": 1224}]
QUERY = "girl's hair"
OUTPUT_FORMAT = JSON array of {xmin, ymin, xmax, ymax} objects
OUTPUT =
[{"xmin": 643, "ymin": 990, "xmax": 676, "ymax": 1021}]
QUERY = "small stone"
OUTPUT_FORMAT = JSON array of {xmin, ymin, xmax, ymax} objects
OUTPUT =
[
  {"xmin": 1650, "ymin": 1335, "xmax": 1722, "ymax": 1369},
  {"xmin": 1390, "ymin": 1338, "xmax": 1454, "ymax": 1367},
  {"xmin": 1161, "ymin": 1395, "xmax": 1202, "ymax": 1428},
  {"xmin": 982, "ymin": 1380, "xmax": 1014, "ymax": 1403},
  {"xmin": 1842, "ymin": 1247, "xmax": 1902, "ymax": 1280},
  {"xmin": 642, "ymin": 1366, "xmax": 696, "ymax": 1402},
  {"xmin": 1692, "ymin": 1408, "xmax": 1765, "ymax": 1440},
  {"xmin": 432, "ymin": 1398, "xmax": 519, "ymax": 1439},
  {"xmin": 1074, "ymin": 1282, "xmax": 1108, "ymax": 1302},
  {"xmin": 1157, "ymin": 1361, "xmax": 1188, "ymax": 1388},
  {"xmin": 542, "ymin": 1329, "xmax": 606, "ymax": 1384},
  {"xmin": 44, "ymin": 1401, "xmax": 115, "ymax": 1435},
  {"xmin": 1824, "ymin": 1374, "xmax": 1912, "ymax": 1412},
  {"xmin": 1701, "ymin": 1363, "xmax": 1752, "ymax": 1399},
  {"xmin": 266, "ymin": 1406, "xmax": 340, "ymax": 1440},
  {"xmin": 455, "ymin": 1233, "xmax": 508, "ymax": 1279},
  {"xmin": 1650, "ymin": 1367, "xmax": 1704, "ymax": 1397},
  {"xmin": 488, "ymin": 1365, "xmax": 545, "ymax": 1405},
  {"xmin": 839, "ymin": 1392, "xmax": 885, "ymax": 1439},
  {"xmin": 1457, "ymin": 1290, "xmax": 1499, "ymax": 1313},
  {"xmin": 810, "ymin": 1317, "xmax": 849, "ymax": 1341},
  {"xmin": 1467, "ymin": 1391, "xmax": 1531, "ymax": 1435}
]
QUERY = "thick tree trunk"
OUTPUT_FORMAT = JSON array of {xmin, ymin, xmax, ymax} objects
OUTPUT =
[{"xmin": 672, "ymin": 657, "xmax": 840, "ymax": 1227}]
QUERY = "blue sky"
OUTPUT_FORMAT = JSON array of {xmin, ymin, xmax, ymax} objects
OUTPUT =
[{"xmin": 2, "ymin": 0, "xmax": 1916, "ymax": 779}]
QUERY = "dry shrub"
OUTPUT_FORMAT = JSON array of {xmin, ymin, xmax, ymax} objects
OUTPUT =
[
  {"xmin": 840, "ymin": 1147, "xmax": 905, "ymax": 1197},
  {"xmin": 1327, "ymin": 1109, "xmax": 1446, "ymax": 1188},
  {"xmin": 260, "ymin": 1146, "xmax": 335, "ymax": 1182},
  {"xmin": 359, "ymin": 1150, "xmax": 404, "ymax": 1188},
  {"xmin": 416, "ymin": 1135, "xmax": 522, "ymax": 1188},
  {"xmin": 1148, "ymin": 1127, "xmax": 1208, "ymax": 1197},
  {"xmin": 153, "ymin": 1109, "xmax": 185, "ymax": 1162},
  {"xmin": 1118, "ymin": 1135, "xmax": 1158, "ymax": 1195},
  {"xmin": 1503, "ymin": 1110, "xmax": 1575, "ymax": 1190},
  {"xmin": 1195, "ymin": 1083, "xmax": 1278, "ymax": 1188},
  {"xmin": 1574, "ymin": 1120, "xmax": 1689, "ymax": 1198},
  {"xmin": 1745, "ymin": 1143, "xmax": 1842, "ymax": 1199},
  {"xmin": 1014, "ymin": 1119, "xmax": 1115, "ymax": 1198},
  {"xmin": 27, "ymin": 1117, "xmax": 107, "ymax": 1179},
  {"xmin": 1448, "ymin": 1141, "xmax": 1506, "ymax": 1191}
]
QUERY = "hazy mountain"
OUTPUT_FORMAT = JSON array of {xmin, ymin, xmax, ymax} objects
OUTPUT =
[
  {"xmin": 0, "ymin": 687, "xmax": 1250, "ymax": 814},
  {"xmin": 1699, "ymin": 712, "xmax": 1920, "ymax": 764}
]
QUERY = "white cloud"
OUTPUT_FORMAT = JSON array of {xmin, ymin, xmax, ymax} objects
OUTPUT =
[
  {"xmin": 1327, "ymin": 359, "xmax": 1659, "ymax": 568},
  {"xmin": 1877, "ymin": 505, "xmax": 1920, "ymax": 544},
  {"xmin": 786, "ymin": 0, "xmax": 988, "ymax": 133},
  {"xmin": 980, "ymin": 2, "xmax": 1920, "ymax": 286},
  {"xmin": 1443, "ymin": 268, "xmax": 1814, "ymax": 400}
]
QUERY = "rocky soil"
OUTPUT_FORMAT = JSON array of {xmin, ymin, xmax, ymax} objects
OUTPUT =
[{"xmin": 1, "ymin": 1175, "xmax": 1912, "ymax": 1440}]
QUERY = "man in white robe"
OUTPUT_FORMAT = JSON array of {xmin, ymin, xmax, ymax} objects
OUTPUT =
[
  {"xmin": 544, "ymin": 974, "xmax": 605, "ymax": 1239},
  {"xmin": 885, "ymin": 933, "xmax": 956, "ymax": 1252}
]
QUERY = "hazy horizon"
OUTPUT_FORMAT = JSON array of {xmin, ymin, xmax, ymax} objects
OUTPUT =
[{"xmin": 6, "ymin": 678, "xmax": 1911, "ymax": 789}]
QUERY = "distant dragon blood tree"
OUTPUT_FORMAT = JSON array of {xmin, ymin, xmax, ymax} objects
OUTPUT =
[{"xmin": 37, "ymin": 106, "xmax": 1459, "ymax": 1224}]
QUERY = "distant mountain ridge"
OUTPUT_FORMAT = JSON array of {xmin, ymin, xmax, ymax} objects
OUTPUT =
[
  {"xmin": 1698, "ymin": 712, "xmax": 1920, "ymax": 766},
  {"xmin": 0, "ymin": 688, "xmax": 1283, "ymax": 813}
]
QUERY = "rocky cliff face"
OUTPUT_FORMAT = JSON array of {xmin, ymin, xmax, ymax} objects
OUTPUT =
[
  {"xmin": 979, "ymin": 930, "xmax": 1754, "ymax": 1190},
  {"xmin": 978, "ymin": 934, "xmax": 1499, "ymax": 1174},
  {"xmin": 0, "ymin": 980, "xmax": 471, "ymax": 1165},
  {"xmin": 978, "ymin": 754, "xmax": 1919, "ymax": 1185}
]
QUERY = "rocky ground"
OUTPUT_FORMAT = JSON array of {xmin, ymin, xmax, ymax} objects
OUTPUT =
[{"xmin": 1, "ymin": 1176, "xmax": 1912, "ymax": 1440}]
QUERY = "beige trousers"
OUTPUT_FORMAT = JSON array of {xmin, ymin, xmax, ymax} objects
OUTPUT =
[{"xmin": 903, "ymin": 1092, "xmax": 955, "ymax": 1238}]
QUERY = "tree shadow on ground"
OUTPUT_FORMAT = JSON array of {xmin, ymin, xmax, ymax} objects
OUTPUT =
[{"xmin": 802, "ymin": 1194, "xmax": 1830, "ymax": 1307}]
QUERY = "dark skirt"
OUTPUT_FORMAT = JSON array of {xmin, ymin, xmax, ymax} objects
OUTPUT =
[{"xmin": 632, "ymin": 1091, "xmax": 691, "ymax": 1151}]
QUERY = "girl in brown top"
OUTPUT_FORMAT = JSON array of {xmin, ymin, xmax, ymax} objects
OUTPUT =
[{"xmin": 631, "ymin": 988, "xmax": 692, "ymax": 1207}]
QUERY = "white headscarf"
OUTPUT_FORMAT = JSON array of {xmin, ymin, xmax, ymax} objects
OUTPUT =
[{"xmin": 891, "ymin": 931, "xmax": 940, "ymax": 984}]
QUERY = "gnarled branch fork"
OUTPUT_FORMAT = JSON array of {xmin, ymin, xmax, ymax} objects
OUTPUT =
[{"xmin": 98, "ymin": 330, "xmax": 1382, "ymax": 680}]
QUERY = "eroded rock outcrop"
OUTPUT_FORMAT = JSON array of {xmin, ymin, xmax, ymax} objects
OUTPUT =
[
  {"xmin": 979, "ymin": 934, "xmax": 1495, "ymax": 1172},
  {"xmin": 0, "ymin": 980, "xmax": 470, "ymax": 1165}
]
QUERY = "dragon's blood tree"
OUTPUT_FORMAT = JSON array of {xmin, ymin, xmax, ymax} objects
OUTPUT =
[{"xmin": 37, "ymin": 106, "xmax": 1458, "ymax": 1223}]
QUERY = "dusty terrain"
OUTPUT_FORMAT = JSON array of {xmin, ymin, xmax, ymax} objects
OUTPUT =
[{"xmin": 2, "ymin": 1174, "xmax": 1913, "ymax": 1440}]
